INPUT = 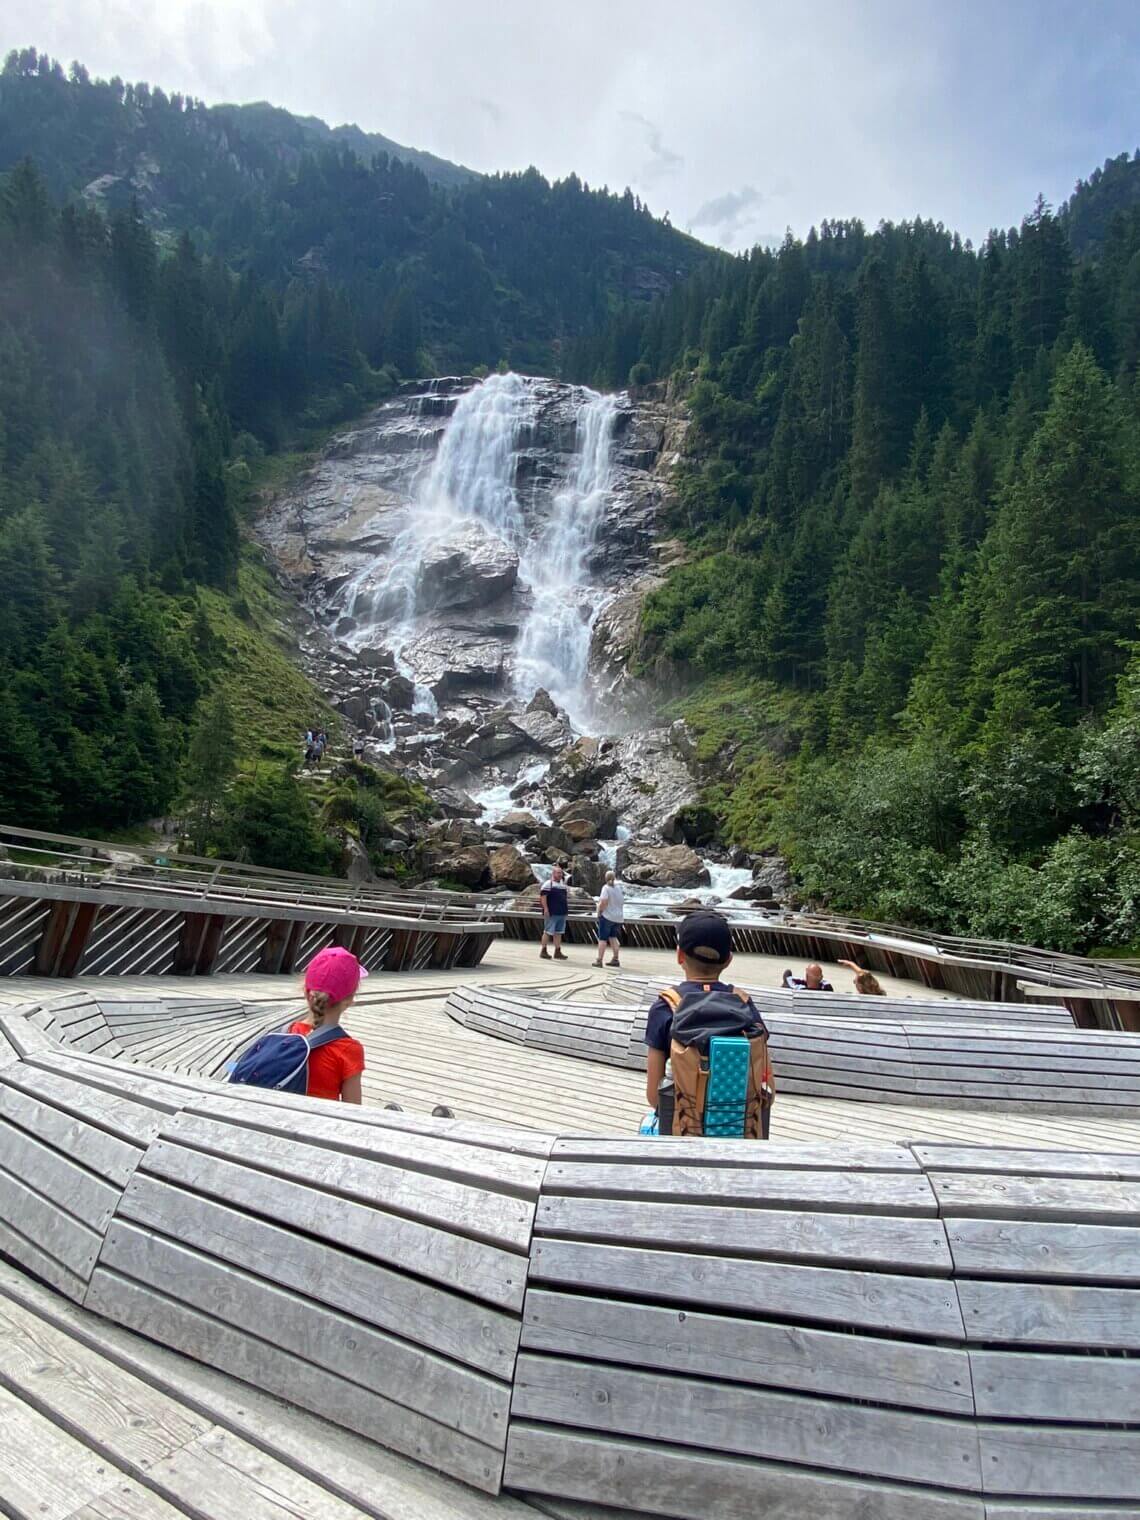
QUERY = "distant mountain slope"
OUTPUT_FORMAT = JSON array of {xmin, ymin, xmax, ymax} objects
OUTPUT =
[
  {"xmin": 210, "ymin": 101, "xmax": 476, "ymax": 189},
  {"xmin": 0, "ymin": 47, "xmax": 712, "ymax": 376},
  {"xmin": 1061, "ymin": 149, "xmax": 1140, "ymax": 255}
]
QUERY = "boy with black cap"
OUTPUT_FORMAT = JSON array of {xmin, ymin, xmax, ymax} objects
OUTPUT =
[{"xmin": 644, "ymin": 909, "xmax": 773, "ymax": 1136}]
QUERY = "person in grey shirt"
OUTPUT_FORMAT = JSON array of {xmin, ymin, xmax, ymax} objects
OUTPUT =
[{"xmin": 593, "ymin": 870, "xmax": 625, "ymax": 968}]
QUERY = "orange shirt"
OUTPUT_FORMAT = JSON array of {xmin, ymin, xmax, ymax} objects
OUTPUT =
[{"xmin": 287, "ymin": 1021, "xmax": 366, "ymax": 1101}]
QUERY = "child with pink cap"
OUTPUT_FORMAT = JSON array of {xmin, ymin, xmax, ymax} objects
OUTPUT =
[{"xmin": 287, "ymin": 946, "xmax": 367, "ymax": 1102}]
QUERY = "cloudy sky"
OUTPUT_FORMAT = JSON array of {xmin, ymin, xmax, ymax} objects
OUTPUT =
[{"xmin": 7, "ymin": 1, "xmax": 1139, "ymax": 250}]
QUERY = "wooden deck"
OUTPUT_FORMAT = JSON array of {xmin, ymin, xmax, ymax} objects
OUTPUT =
[
  {"xmin": 6, "ymin": 939, "xmax": 1140, "ymax": 1148},
  {"xmin": 1, "ymin": 946, "xmax": 1139, "ymax": 1516}
]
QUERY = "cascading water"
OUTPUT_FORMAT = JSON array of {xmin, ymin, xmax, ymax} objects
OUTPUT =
[
  {"xmin": 514, "ymin": 390, "xmax": 619, "ymax": 728},
  {"xmin": 343, "ymin": 371, "xmax": 533, "ymax": 713}
]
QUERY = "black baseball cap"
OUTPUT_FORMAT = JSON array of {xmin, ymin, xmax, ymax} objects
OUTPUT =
[{"xmin": 677, "ymin": 910, "xmax": 733, "ymax": 966}]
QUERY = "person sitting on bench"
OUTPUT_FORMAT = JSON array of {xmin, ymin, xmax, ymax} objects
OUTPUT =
[{"xmin": 782, "ymin": 962, "xmax": 834, "ymax": 991}]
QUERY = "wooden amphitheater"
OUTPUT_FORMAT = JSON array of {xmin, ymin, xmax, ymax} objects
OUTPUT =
[{"xmin": 0, "ymin": 824, "xmax": 1139, "ymax": 1517}]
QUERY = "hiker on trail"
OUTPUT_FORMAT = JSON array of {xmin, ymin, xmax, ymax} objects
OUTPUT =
[
  {"xmin": 643, "ymin": 910, "xmax": 773, "ymax": 1135},
  {"xmin": 593, "ymin": 870, "xmax": 625, "ymax": 968},
  {"xmin": 782, "ymin": 962, "xmax": 834, "ymax": 991},
  {"xmin": 539, "ymin": 865, "xmax": 570, "ymax": 961},
  {"xmin": 286, "ymin": 946, "xmax": 367, "ymax": 1101},
  {"xmin": 352, "ymin": 735, "xmax": 365, "ymax": 760},
  {"xmin": 839, "ymin": 958, "xmax": 886, "ymax": 995}
]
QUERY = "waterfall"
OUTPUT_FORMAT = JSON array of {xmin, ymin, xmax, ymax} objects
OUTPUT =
[
  {"xmin": 514, "ymin": 389, "xmax": 619, "ymax": 726},
  {"xmin": 344, "ymin": 371, "xmax": 532, "ymax": 709}
]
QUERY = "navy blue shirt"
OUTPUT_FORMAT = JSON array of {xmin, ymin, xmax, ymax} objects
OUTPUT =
[
  {"xmin": 645, "ymin": 980, "xmax": 756, "ymax": 1052},
  {"xmin": 541, "ymin": 882, "xmax": 568, "ymax": 916}
]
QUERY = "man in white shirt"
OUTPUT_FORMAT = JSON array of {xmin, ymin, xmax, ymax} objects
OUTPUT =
[{"xmin": 593, "ymin": 870, "xmax": 625, "ymax": 968}]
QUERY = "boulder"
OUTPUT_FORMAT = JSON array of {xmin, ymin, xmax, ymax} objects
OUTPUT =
[
  {"xmin": 497, "ymin": 809, "xmax": 541, "ymax": 836},
  {"xmin": 570, "ymin": 853, "xmax": 605, "ymax": 894},
  {"xmin": 526, "ymin": 687, "xmax": 558, "ymax": 716},
  {"xmin": 469, "ymin": 717, "xmax": 528, "ymax": 762},
  {"xmin": 434, "ymin": 787, "xmax": 481, "ymax": 819},
  {"xmin": 752, "ymin": 853, "xmax": 793, "ymax": 899},
  {"xmin": 726, "ymin": 882, "xmax": 772, "ymax": 902},
  {"xmin": 533, "ymin": 823, "xmax": 576, "ymax": 856},
  {"xmin": 514, "ymin": 707, "xmax": 572, "ymax": 751},
  {"xmin": 344, "ymin": 835, "xmax": 375, "ymax": 884},
  {"xmin": 435, "ymin": 845, "xmax": 491, "ymax": 889},
  {"xmin": 383, "ymin": 674, "xmax": 417, "ymax": 711},
  {"xmin": 428, "ymin": 817, "xmax": 484, "ymax": 848},
  {"xmin": 623, "ymin": 843, "xmax": 710, "ymax": 889},
  {"xmin": 554, "ymin": 799, "xmax": 619, "ymax": 840},
  {"xmin": 545, "ymin": 736, "xmax": 620, "ymax": 798},
  {"xmin": 488, "ymin": 844, "xmax": 535, "ymax": 891},
  {"xmin": 416, "ymin": 522, "xmax": 519, "ymax": 612}
]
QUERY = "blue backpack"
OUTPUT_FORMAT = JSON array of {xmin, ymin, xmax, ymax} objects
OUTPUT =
[{"xmin": 228, "ymin": 1023, "xmax": 348, "ymax": 1094}]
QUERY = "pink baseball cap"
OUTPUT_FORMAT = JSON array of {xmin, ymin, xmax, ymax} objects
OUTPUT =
[{"xmin": 303, "ymin": 946, "xmax": 368, "ymax": 1002}]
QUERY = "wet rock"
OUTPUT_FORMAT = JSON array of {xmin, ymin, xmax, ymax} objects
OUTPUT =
[
  {"xmin": 469, "ymin": 717, "xmax": 529, "ymax": 763},
  {"xmin": 515, "ymin": 707, "xmax": 572, "ymax": 751},
  {"xmin": 570, "ymin": 853, "xmax": 605, "ymax": 894},
  {"xmin": 545, "ymin": 736, "xmax": 620, "ymax": 798},
  {"xmin": 344, "ymin": 835, "xmax": 375, "ymax": 884},
  {"xmin": 526, "ymin": 687, "xmax": 558, "ymax": 716},
  {"xmin": 488, "ymin": 844, "xmax": 535, "ymax": 890},
  {"xmin": 434, "ymin": 787, "xmax": 481, "ymax": 818},
  {"xmin": 554, "ymin": 799, "xmax": 619, "ymax": 840},
  {"xmin": 533, "ymin": 823, "xmax": 576, "ymax": 856},
  {"xmin": 432, "ymin": 844, "xmax": 491, "ymax": 889},
  {"xmin": 428, "ymin": 818, "xmax": 485, "ymax": 848},
  {"xmin": 623, "ymin": 843, "xmax": 710, "ymax": 889},
  {"xmin": 726, "ymin": 883, "xmax": 772, "ymax": 902},
  {"xmin": 383, "ymin": 674, "xmax": 417, "ymax": 711},
  {"xmin": 498, "ymin": 809, "xmax": 541, "ymax": 835},
  {"xmin": 752, "ymin": 854, "xmax": 793, "ymax": 899},
  {"xmin": 416, "ymin": 521, "xmax": 519, "ymax": 612}
]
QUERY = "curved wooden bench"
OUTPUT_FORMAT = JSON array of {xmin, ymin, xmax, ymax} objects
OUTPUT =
[
  {"xmin": 0, "ymin": 995, "xmax": 1137, "ymax": 1514},
  {"xmin": 608, "ymin": 972, "xmax": 1077, "ymax": 1026},
  {"xmin": 444, "ymin": 984, "xmax": 1140, "ymax": 1115}
]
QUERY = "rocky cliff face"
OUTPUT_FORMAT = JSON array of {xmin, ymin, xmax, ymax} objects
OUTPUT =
[{"xmin": 255, "ymin": 374, "xmax": 759, "ymax": 889}]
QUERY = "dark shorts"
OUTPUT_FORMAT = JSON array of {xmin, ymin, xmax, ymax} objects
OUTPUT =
[
  {"xmin": 596, "ymin": 915, "xmax": 622, "ymax": 941},
  {"xmin": 544, "ymin": 914, "xmax": 568, "ymax": 935}
]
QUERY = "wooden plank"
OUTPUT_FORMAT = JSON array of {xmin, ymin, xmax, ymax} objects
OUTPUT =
[
  {"xmin": 948, "ymin": 1218, "xmax": 1140, "ymax": 1282},
  {"xmin": 86, "ymin": 1268, "xmax": 506, "ymax": 1493},
  {"xmin": 0, "ymin": 1258, "xmax": 547, "ymax": 1520},
  {"xmin": 0, "ymin": 1217, "xmax": 88, "ymax": 1302},
  {"xmin": 144, "ymin": 1427, "xmax": 380, "ymax": 1520},
  {"xmin": 912, "ymin": 1145, "xmax": 1140, "ymax": 1179},
  {"xmin": 521, "ymin": 1290, "xmax": 974, "ymax": 1414},
  {"xmin": 0, "ymin": 1293, "xmax": 209, "ymax": 1469},
  {"xmin": 90, "ymin": 1222, "xmax": 504, "ymax": 1447},
  {"xmin": 512, "ymin": 1353, "xmax": 983, "ymax": 1490},
  {"xmin": 542, "ymin": 1162, "xmax": 937, "ymax": 1215},
  {"xmin": 535, "ymin": 1196, "xmax": 952, "ymax": 1272},
  {"xmin": 529, "ymin": 1239, "xmax": 965, "ymax": 1338},
  {"xmin": 0, "ymin": 1079, "xmax": 143, "ymax": 1185},
  {"xmin": 64, "ymin": 1480, "xmax": 192, "ymax": 1519},
  {"xmin": 931, "ymin": 1172, "xmax": 1140, "ymax": 1223},
  {"xmin": 957, "ymin": 1279, "xmax": 1140, "ymax": 1348},
  {"xmin": 978, "ymin": 1425, "xmax": 1140, "ymax": 1499},
  {"xmin": 0, "ymin": 1165, "xmax": 103, "ymax": 1279},
  {"xmin": 120, "ymin": 1173, "xmax": 520, "ymax": 1377},
  {"xmin": 0, "ymin": 1382, "xmax": 132, "ymax": 1520},
  {"xmin": 136, "ymin": 1141, "xmax": 529, "ymax": 1312},
  {"xmin": 970, "ymin": 1347, "xmax": 1140, "ymax": 1420},
  {"xmin": 161, "ymin": 1110, "xmax": 539, "ymax": 1244},
  {"xmin": 503, "ymin": 1426, "xmax": 985, "ymax": 1520},
  {"xmin": 183, "ymin": 1094, "xmax": 548, "ymax": 1196},
  {"xmin": 549, "ymin": 1138, "xmax": 921, "ymax": 1170},
  {"xmin": 0, "ymin": 1116, "xmax": 119, "ymax": 1230}
]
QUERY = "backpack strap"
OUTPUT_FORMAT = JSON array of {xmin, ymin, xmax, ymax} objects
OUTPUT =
[
  {"xmin": 305, "ymin": 1024, "xmax": 349, "ymax": 1050},
  {"xmin": 659, "ymin": 987, "xmax": 682, "ymax": 1013}
]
